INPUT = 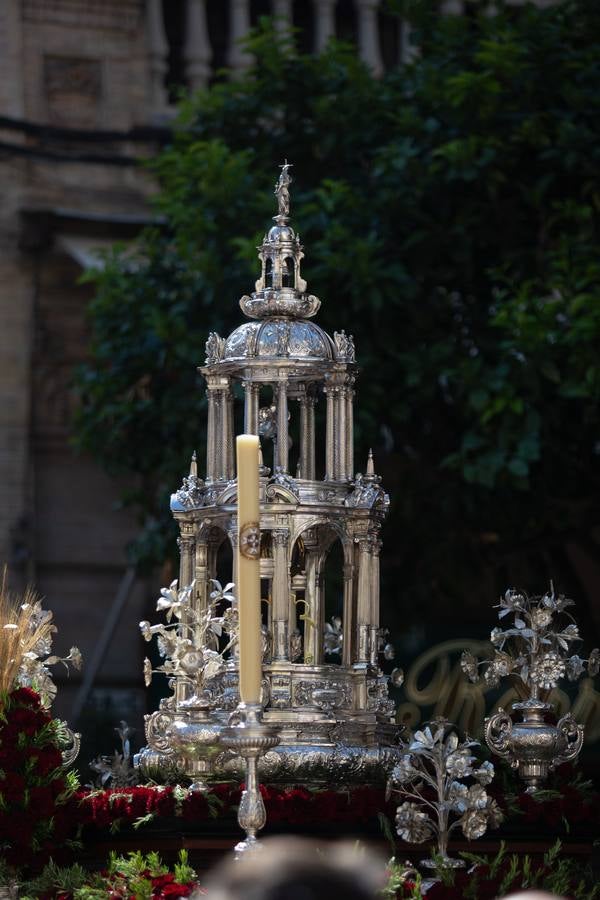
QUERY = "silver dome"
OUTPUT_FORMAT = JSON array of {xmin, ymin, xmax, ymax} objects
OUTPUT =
[{"xmin": 223, "ymin": 319, "xmax": 335, "ymax": 362}]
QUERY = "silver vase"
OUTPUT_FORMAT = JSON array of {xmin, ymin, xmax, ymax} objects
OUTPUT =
[
  {"xmin": 166, "ymin": 695, "xmax": 224, "ymax": 791},
  {"xmin": 485, "ymin": 698, "xmax": 584, "ymax": 792}
]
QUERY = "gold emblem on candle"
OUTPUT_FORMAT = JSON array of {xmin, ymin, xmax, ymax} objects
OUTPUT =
[{"xmin": 240, "ymin": 522, "xmax": 260, "ymax": 560}]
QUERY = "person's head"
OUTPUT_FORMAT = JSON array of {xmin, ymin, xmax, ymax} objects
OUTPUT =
[
  {"xmin": 201, "ymin": 836, "xmax": 385, "ymax": 900},
  {"xmin": 503, "ymin": 893, "xmax": 566, "ymax": 900}
]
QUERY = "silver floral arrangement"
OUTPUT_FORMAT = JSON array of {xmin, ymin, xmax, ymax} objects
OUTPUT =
[
  {"xmin": 462, "ymin": 586, "xmax": 597, "ymax": 791},
  {"xmin": 388, "ymin": 719, "xmax": 503, "ymax": 869},
  {"xmin": 140, "ymin": 578, "xmax": 237, "ymax": 704},
  {"xmin": 461, "ymin": 586, "xmax": 599, "ymax": 696}
]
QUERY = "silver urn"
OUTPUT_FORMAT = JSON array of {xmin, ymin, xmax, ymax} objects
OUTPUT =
[{"xmin": 485, "ymin": 698, "xmax": 584, "ymax": 792}]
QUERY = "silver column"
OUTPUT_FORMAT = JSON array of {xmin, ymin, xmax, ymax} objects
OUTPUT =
[
  {"xmin": 244, "ymin": 380, "xmax": 260, "ymax": 434},
  {"xmin": 355, "ymin": 536, "xmax": 372, "ymax": 663},
  {"xmin": 325, "ymin": 385, "xmax": 334, "ymax": 480},
  {"xmin": 276, "ymin": 377, "xmax": 289, "ymax": 472},
  {"xmin": 342, "ymin": 558, "xmax": 354, "ymax": 667},
  {"xmin": 225, "ymin": 385, "xmax": 235, "ymax": 478},
  {"xmin": 369, "ymin": 538, "xmax": 381, "ymax": 665},
  {"xmin": 337, "ymin": 386, "xmax": 347, "ymax": 480},
  {"xmin": 345, "ymin": 379, "xmax": 354, "ymax": 478},
  {"xmin": 271, "ymin": 529, "xmax": 290, "ymax": 661},
  {"xmin": 206, "ymin": 381, "xmax": 218, "ymax": 481}
]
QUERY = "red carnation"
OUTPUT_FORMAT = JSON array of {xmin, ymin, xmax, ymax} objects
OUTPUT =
[
  {"xmin": 0, "ymin": 771, "xmax": 26, "ymax": 805},
  {"xmin": 29, "ymin": 745, "xmax": 63, "ymax": 776},
  {"xmin": 152, "ymin": 874, "xmax": 175, "ymax": 888},
  {"xmin": 161, "ymin": 884, "xmax": 193, "ymax": 897},
  {"xmin": 9, "ymin": 687, "xmax": 41, "ymax": 707},
  {"xmin": 29, "ymin": 784, "xmax": 56, "ymax": 817},
  {"xmin": 0, "ymin": 744, "xmax": 22, "ymax": 771},
  {"xmin": 2, "ymin": 706, "xmax": 40, "ymax": 737}
]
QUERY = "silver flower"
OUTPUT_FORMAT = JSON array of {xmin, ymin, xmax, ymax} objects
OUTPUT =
[
  {"xmin": 461, "ymin": 808, "xmax": 488, "ymax": 840},
  {"xmin": 491, "ymin": 651, "xmax": 513, "ymax": 677},
  {"xmin": 395, "ymin": 802, "xmax": 432, "ymax": 843},
  {"xmin": 530, "ymin": 651, "xmax": 565, "ymax": 690},
  {"xmin": 391, "ymin": 755, "xmax": 418, "ymax": 785},
  {"xmin": 139, "ymin": 620, "xmax": 153, "ymax": 641},
  {"xmin": 383, "ymin": 643, "xmax": 395, "ymax": 661},
  {"xmin": 390, "ymin": 667, "xmax": 405, "ymax": 688},
  {"xmin": 530, "ymin": 607, "xmax": 553, "ymax": 629},
  {"xmin": 410, "ymin": 727, "xmax": 437, "ymax": 750},
  {"xmin": 483, "ymin": 667, "xmax": 501, "ymax": 688},
  {"xmin": 566, "ymin": 655, "xmax": 585, "ymax": 682},
  {"xmin": 446, "ymin": 750, "xmax": 474, "ymax": 778},
  {"xmin": 460, "ymin": 651, "xmax": 479, "ymax": 683},
  {"xmin": 466, "ymin": 783, "xmax": 488, "ymax": 810},
  {"xmin": 588, "ymin": 648, "xmax": 600, "ymax": 677},
  {"xmin": 68, "ymin": 646, "xmax": 83, "ymax": 671},
  {"xmin": 448, "ymin": 781, "xmax": 469, "ymax": 811},
  {"xmin": 143, "ymin": 657, "xmax": 153, "ymax": 687},
  {"xmin": 490, "ymin": 627, "xmax": 504, "ymax": 646},
  {"xmin": 484, "ymin": 797, "xmax": 504, "ymax": 828},
  {"xmin": 323, "ymin": 617, "xmax": 343, "ymax": 655},
  {"xmin": 473, "ymin": 761, "xmax": 494, "ymax": 785}
]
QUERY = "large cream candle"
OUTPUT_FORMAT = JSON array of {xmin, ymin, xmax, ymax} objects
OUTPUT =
[{"xmin": 236, "ymin": 434, "xmax": 262, "ymax": 704}]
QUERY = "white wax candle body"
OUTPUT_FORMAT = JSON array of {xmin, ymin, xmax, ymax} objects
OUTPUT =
[{"xmin": 236, "ymin": 434, "xmax": 262, "ymax": 704}]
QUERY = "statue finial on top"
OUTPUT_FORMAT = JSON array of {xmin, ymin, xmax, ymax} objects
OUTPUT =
[{"xmin": 274, "ymin": 160, "xmax": 293, "ymax": 221}]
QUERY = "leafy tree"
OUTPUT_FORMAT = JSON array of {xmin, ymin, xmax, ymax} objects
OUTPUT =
[{"xmin": 76, "ymin": 1, "xmax": 600, "ymax": 645}]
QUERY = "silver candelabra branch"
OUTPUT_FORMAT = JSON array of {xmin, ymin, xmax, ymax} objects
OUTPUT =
[
  {"xmin": 388, "ymin": 719, "xmax": 503, "ymax": 871},
  {"xmin": 220, "ymin": 702, "xmax": 280, "ymax": 856},
  {"xmin": 462, "ymin": 586, "xmax": 598, "ymax": 792}
]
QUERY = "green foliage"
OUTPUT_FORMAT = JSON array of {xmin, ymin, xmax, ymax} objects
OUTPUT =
[
  {"xmin": 21, "ymin": 849, "xmax": 198, "ymax": 899},
  {"xmin": 75, "ymin": 2, "xmax": 600, "ymax": 631}
]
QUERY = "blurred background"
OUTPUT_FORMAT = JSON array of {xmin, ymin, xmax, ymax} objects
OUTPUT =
[{"xmin": 0, "ymin": 0, "xmax": 598, "ymax": 772}]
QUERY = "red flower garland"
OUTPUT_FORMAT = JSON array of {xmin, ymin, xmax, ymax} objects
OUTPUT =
[
  {"xmin": 72, "ymin": 782, "xmax": 395, "ymax": 834},
  {"xmin": 0, "ymin": 687, "xmax": 75, "ymax": 870}
]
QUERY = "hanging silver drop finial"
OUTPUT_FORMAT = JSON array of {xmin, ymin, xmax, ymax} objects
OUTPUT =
[
  {"xmin": 190, "ymin": 451, "xmax": 197, "ymax": 477},
  {"xmin": 274, "ymin": 160, "xmax": 293, "ymax": 222},
  {"xmin": 366, "ymin": 448, "xmax": 375, "ymax": 477}
]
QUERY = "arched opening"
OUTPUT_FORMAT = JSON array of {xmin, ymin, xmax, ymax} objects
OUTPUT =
[
  {"xmin": 290, "ymin": 524, "xmax": 346, "ymax": 665},
  {"xmin": 265, "ymin": 257, "xmax": 273, "ymax": 288},
  {"xmin": 260, "ymin": 531, "xmax": 274, "ymax": 639},
  {"xmin": 213, "ymin": 529, "xmax": 233, "ymax": 588},
  {"xmin": 281, "ymin": 256, "xmax": 294, "ymax": 288},
  {"xmin": 322, "ymin": 538, "xmax": 345, "ymax": 665}
]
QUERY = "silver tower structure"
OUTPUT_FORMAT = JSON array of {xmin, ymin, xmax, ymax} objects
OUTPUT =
[{"xmin": 139, "ymin": 164, "xmax": 401, "ymax": 784}]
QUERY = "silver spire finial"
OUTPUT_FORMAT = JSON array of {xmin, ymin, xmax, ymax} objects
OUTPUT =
[
  {"xmin": 366, "ymin": 448, "xmax": 375, "ymax": 477},
  {"xmin": 190, "ymin": 450, "xmax": 197, "ymax": 477},
  {"xmin": 274, "ymin": 160, "xmax": 293, "ymax": 221}
]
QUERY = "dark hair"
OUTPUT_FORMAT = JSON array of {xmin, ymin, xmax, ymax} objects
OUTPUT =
[{"xmin": 202, "ymin": 837, "xmax": 384, "ymax": 900}]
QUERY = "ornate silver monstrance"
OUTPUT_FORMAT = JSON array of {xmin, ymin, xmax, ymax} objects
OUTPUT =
[{"xmin": 137, "ymin": 166, "xmax": 402, "ymax": 785}]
